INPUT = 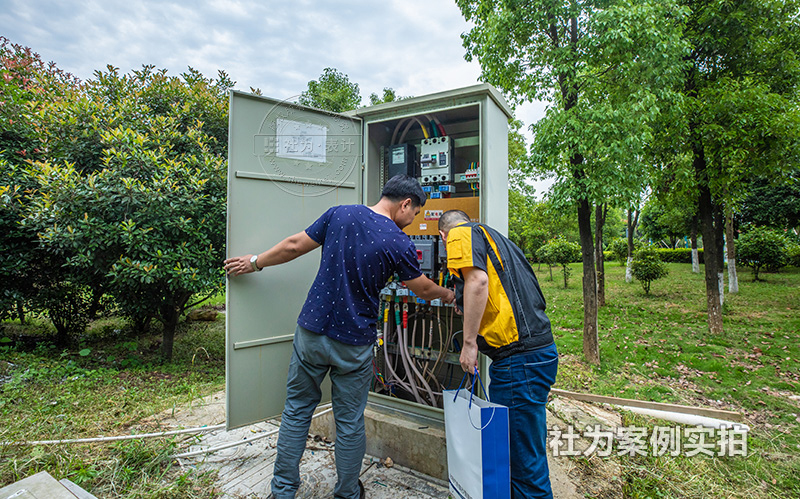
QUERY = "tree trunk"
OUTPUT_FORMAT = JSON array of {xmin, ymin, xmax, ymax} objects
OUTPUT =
[
  {"xmin": 595, "ymin": 203, "xmax": 606, "ymax": 306},
  {"xmin": 87, "ymin": 285, "xmax": 104, "ymax": 319},
  {"xmin": 578, "ymin": 196, "xmax": 599, "ymax": 364},
  {"xmin": 160, "ymin": 292, "xmax": 192, "ymax": 361},
  {"xmin": 689, "ymin": 59, "xmax": 722, "ymax": 333},
  {"xmin": 726, "ymin": 207, "xmax": 739, "ymax": 293},
  {"xmin": 715, "ymin": 206, "xmax": 725, "ymax": 307},
  {"xmin": 16, "ymin": 300, "xmax": 25, "ymax": 325},
  {"xmin": 691, "ymin": 214, "xmax": 700, "ymax": 273},
  {"xmin": 696, "ymin": 163, "xmax": 724, "ymax": 334},
  {"xmin": 160, "ymin": 307, "xmax": 179, "ymax": 362},
  {"xmin": 626, "ymin": 208, "xmax": 639, "ymax": 283}
]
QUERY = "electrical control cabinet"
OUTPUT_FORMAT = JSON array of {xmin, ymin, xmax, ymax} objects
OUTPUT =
[{"xmin": 227, "ymin": 84, "xmax": 511, "ymax": 431}]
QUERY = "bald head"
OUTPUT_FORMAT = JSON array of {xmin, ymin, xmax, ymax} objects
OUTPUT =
[{"xmin": 438, "ymin": 210, "xmax": 470, "ymax": 234}]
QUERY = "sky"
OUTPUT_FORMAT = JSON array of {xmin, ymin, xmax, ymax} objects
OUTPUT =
[{"xmin": 1, "ymin": 0, "xmax": 553, "ymax": 195}]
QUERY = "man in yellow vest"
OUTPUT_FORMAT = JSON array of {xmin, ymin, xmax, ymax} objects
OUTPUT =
[{"xmin": 439, "ymin": 209, "xmax": 558, "ymax": 499}]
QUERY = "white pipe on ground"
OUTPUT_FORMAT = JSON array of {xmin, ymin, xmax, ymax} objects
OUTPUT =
[
  {"xmin": 619, "ymin": 405, "xmax": 750, "ymax": 431},
  {"xmin": 171, "ymin": 405, "xmax": 334, "ymax": 459}
]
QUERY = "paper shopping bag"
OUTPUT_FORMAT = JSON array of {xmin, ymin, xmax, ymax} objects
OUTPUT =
[{"xmin": 444, "ymin": 373, "xmax": 510, "ymax": 499}]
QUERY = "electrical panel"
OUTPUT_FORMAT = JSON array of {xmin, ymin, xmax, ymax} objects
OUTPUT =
[
  {"xmin": 351, "ymin": 86, "xmax": 511, "ymax": 411},
  {"xmin": 227, "ymin": 84, "xmax": 511, "ymax": 432}
]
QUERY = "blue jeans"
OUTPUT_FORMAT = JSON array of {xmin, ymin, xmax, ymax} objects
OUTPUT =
[
  {"xmin": 270, "ymin": 326, "xmax": 373, "ymax": 499},
  {"xmin": 488, "ymin": 342, "xmax": 559, "ymax": 499}
]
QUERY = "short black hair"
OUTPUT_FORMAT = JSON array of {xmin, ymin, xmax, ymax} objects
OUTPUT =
[
  {"xmin": 439, "ymin": 210, "xmax": 470, "ymax": 232},
  {"xmin": 381, "ymin": 174, "xmax": 426, "ymax": 207}
]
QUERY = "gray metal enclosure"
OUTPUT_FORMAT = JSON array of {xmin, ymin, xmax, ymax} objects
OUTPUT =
[{"xmin": 226, "ymin": 85, "xmax": 512, "ymax": 431}]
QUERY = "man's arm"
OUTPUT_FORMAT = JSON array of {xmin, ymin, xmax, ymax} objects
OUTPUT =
[
  {"xmin": 459, "ymin": 266, "xmax": 489, "ymax": 373},
  {"xmin": 224, "ymin": 231, "xmax": 320, "ymax": 276},
  {"xmin": 403, "ymin": 275, "xmax": 455, "ymax": 304}
]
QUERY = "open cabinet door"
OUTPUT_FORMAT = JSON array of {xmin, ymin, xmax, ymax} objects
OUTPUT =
[{"xmin": 226, "ymin": 91, "xmax": 362, "ymax": 430}]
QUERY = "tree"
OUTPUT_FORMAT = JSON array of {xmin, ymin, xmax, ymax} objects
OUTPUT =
[
  {"xmin": 631, "ymin": 246, "xmax": 669, "ymax": 294},
  {"xmin": 458, "ymin": 0, "xmax": 688, "ymax": 363},
  {"xmin": 537, "ymin": 237, "xmax": 580, "ymax": 288},
  {"xmin": 736, "ymin": 226, "xmax": 789, "ymax": 281},
  {"xmin": 299, "ymin": 67, "xmax": 361, "ymax": 113},
  {"xmin": 659, "ymin": 0, "xmax": 800, "ymax": 333},
  {"xmin": 639, "ymin": 199, "xmax": 692, "ymax": 248},
  {"xmin": 368, "ymin": 87, "xmax": 405, "ymax": 106},
  {"xmin": 28, "ymin": 120, "xmax": 226, "ymax": 359},
  {"xmin": 739, "ymin": 173, "xmax": 800, "ymax": 234},
  {"xmin": 0, "ymin": 37, "xmax": 80, "ymax": 326}
]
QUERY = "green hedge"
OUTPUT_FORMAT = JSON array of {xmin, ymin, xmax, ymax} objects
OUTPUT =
[
  {"xmin": 536, "ymin": 248, "xmax": 705, "ymax": 264},
  {"xmin": 655, "ymin": 248, "xmax": 704, "ymax": 263}
]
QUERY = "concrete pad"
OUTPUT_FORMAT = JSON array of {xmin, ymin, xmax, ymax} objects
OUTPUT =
[
  {"xmin": 311, "ymin": 405, "xmax": 447, "ymax": 481},
  {"xmin": 0, "ymin": 471, "xmax": 79, "ymax": 499}
]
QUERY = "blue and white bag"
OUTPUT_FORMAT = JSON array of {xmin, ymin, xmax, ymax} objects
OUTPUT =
[{"xmin": 444, "ymin": 370, "xmax": 510, "ymax": 499}]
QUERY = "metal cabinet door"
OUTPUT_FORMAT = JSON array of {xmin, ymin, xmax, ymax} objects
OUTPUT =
[{"xmin": 226, "ymin": 91, "xmax": 362, "ymax": 430}]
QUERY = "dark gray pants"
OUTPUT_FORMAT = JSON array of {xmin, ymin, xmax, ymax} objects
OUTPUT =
[{"xmin": 270, "ymin": 326, "xmax": 372, "ymax": 499}]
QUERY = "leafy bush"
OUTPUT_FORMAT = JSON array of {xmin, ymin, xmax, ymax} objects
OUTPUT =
[
  {"xmin": 655, "ymin": 248, "xmax": 705, "ymax": 263},
  {"xmin": 609, "ymin": 238, "xmax": 630, "ymax": 265},
  {"xmin": 788, "ymin": 244, "xmax": 800, "ymax": 268},
  {"xmin": 0, "ymin": 38, "xmax": 231, "ymax": 355},
  {"xmin": 631, "ymin": 246, "xmax": 669, "ymax": 294},
  {"xmin": 537, "ymin": 237, "xmax": 581, "ymax": 288},
  {"xmin": 736, "ymin": 226, "xmax": 789, "ymax": 280}
]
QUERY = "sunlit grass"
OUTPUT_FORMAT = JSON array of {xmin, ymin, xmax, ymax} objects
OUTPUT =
[{"xmin": 539, "ymin": 262, "xmax": 800, "ymax": 497}]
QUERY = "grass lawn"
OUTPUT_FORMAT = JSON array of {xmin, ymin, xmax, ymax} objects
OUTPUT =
[
  {"xmin": 0, "ymin": 263, "xmax": 797, "ymax": 497},
  {"xmin": 539, "ymin": 261, "xmax": 800, "ymax": 498},
  {"xmin": 0, "ymin": 313, "xmax": 226, "ymax": 498}
]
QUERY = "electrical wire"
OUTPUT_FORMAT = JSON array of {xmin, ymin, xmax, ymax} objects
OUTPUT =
[
  {"xmin": 390, "ymin": 118, "xmax": 411, "ymax": 145},
  {"xmin": 2, "ymin": 424, "xmax": 227, "ymax": 447},
  {"xmin": 408, "ymin": 315, "xmax": 437, "ymax": 405},
  {"xmin": 171, "ymin": 406, "xmax": 333, "ymax": 459},
  {"xmin": 382, "ymin": 302, "xmax": 420, "ymax": 402},
  {"xmin": 398, "ymin": 117, "xmax": 430, "ymax": 144}
]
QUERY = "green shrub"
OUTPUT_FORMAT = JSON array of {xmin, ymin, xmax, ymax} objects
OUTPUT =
[
  {"xmin": 736, "ymin": 226, "xmax": 789, "ymax": 280},
  {"xmin": 537, "ymin": 237, "xmax": 581, "ymax": 288},
  {"xmin": 609, "ymin": 238, "xmax": 629, "ymax": 265},
  {"xmin": 655, "ymin": 248, "xmax": 704, "ymax": 263},
  {"xmin": 631, "ymin": 246, "xmax": 669, "ymax": 294},
  {"xmin": 788, "ymin": 244, "xmax": 800, "ymax": 268}
]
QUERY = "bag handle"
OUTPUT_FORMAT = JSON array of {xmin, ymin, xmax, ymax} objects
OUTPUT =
[{"xmin": 453, "ymin": 368, "xmax": 496, "ymax": 431}]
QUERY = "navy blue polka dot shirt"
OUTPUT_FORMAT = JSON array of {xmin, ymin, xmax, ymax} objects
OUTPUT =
[{"xmin": 298, "ymin": 205, "xmax": 422, "ymax": 345}]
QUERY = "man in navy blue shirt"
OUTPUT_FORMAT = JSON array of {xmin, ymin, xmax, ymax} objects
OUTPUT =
[{"xmin": 225, "ymin": 175, "xmax": 454, "ymax": 499}]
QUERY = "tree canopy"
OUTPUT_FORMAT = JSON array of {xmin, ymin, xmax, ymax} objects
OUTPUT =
[
  {"xmin": 299, "ymin": 67, "xmax": 361, "ymax": 112},
  {"xmin": 458, "ymin": 0, "xmax": 688, "ymax": 363},
  {"xmin": 0, "ymin": 38, "xmax": 230, "ymax": 358}
]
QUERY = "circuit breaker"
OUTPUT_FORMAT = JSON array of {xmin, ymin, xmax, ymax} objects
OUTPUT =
[
  {"xmin": 419, "ymin": 136, "xmax": 452, "ymax": 184},
  {"xmin": 227, "ymin": 84, "xmax": 511, "ymax": 431}
]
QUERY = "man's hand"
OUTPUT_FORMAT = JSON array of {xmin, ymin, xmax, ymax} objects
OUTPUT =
[
  {"xmin": 458, "ymin": 266, "xmax": 488, "ymax": 372},
  {"xmin": 460, "ymin": 341, "xmax": 479, "ymax": 373},
  {"xmin": 223, "ymin": 232, "xmax": 320, "ymax": 277},
  {"xmin": 404, "ymin": 275, "xmax": 453, "ymax": 302},
  {"xmin": 224, "ymin": 255, "xmax": 256, "ymax": 276}
]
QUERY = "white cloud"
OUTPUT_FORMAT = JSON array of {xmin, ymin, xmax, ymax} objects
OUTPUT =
[{"xmin": 1, "ymin": 0, "xmax": 550, "ymax": 150}]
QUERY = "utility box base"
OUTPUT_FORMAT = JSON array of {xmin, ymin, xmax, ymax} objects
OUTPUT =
[{"xmin": 310, "ymin": 403, "xmax": 447, "ymax": 481}]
